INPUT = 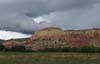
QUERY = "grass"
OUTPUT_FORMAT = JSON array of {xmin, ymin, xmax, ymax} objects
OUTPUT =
[{"xmin": 0, "ymin": 52, "xmax": 99, "ymax": 64}]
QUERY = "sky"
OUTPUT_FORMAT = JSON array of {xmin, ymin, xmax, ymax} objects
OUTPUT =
[{"xmin": 0, "ymin": 0, "xmax": 100, "ymax": 39}]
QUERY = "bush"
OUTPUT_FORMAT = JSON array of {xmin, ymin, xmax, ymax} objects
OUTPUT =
[
  {"xmin": 69, "ymin": 47, "xmax": 81, "ymax": 52},
  {"xmin": 80, "ymin": 46, "xmax": 100, "ymax": 53},
  {"xmin": 37, "ymin": 47, "xmax": 71, "ymax": 52},
  {"xmin": 37, "ymin": 46, "xmax": 100, "ymax": 53},
  {"xmin": 0, "ymin": 44, "xmax": 5, "ymax": 51},
  {"xmin": 38, "ymin": 48, "xmax": 61, "ymax": 52},
  {"xmin": 12, "ymin": 46, "xmax": 26, "ymax": 52}
]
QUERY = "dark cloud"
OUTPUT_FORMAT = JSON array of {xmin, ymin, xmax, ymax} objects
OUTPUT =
[
  {"xmin": 26, "ymin": 0, "xmax": 99, "ymax": 17},
  {"xmin": 0, "ymin": 0, "xmax": 99, "ymax": 34}
]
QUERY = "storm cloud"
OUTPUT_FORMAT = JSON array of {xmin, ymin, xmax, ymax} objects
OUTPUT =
[{"xmin": 0, "ymin": 0, "xmax": 100, "ymax": 33}]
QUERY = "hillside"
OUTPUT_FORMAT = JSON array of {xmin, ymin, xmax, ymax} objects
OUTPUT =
[
  {"xmin": 2, "ymin": 27, "xmax": 100, "ymax": 51},
  {"xmin": 32, "ymin": 27, "xmax": 65, "ymax": 40},
  {"xmin": 30, "ymin": 27, "xmax": 100, "ymax": 50}
]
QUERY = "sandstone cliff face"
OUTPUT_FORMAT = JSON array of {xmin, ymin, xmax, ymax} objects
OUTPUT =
[
  {"xmin": 2, "ymin": 40, "xmax": 25, "ymax": 49},
  {"xmin": 65, "ymin": 28, "xmax": 100, "ymax": 47},
  {"xmin": 30, "ymin": 28, "xmax": 100, "ymax": 50},
  {"xmin": 2, "ymin": 27, "xmax": 100, "ymax": 51},
  {"xmin": 32, "ymin": 27, "xmax": 66, "ymax": 40}
]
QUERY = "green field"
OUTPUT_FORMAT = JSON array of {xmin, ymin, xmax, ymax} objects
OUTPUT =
[{"xmin": 0, "ymin": 52, "xmax": 100, "ymax": 64}]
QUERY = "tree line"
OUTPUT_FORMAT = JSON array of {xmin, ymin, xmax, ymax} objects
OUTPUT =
[{"xmin": 0, "ymin": 43, "xmax": 100, "ymax": 53}]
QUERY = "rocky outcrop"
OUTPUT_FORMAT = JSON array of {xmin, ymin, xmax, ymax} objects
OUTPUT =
[
  {"xmin": 31, "ymin": 28, "xmax": 100, "ymax": 50},
  {"xmin": 2, "ymin": 40, "xmax": 25, "ymax": 49},
  {"xmin": 2, "ymin": 27, "xmax": 100, "ymax": 51}
]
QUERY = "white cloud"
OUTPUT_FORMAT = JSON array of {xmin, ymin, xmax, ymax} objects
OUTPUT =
[
  {"xmin": 34, "ymin": 16, "xmax": 51, "ymax": 24},
  {"xmin": 0, "ymin": 30, "xmax": 31, "ymax": 40}
]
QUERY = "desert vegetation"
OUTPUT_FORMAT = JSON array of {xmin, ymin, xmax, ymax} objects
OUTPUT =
[{"xmin": 1, "ymin": 43, "xmax": 100, "ymax": 53}]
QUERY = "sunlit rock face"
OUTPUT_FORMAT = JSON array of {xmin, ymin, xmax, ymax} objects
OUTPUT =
[
  {"xmin": 30, "ymin": 27, "xmax": 67, "ymax": 50},
  {"xmin": 31, "ymin": 27, "xmax": 100, "ymax": 50},
  {"xmin": 2, "ymin": 40, "xmax": 25, "ymax": 49},
  {"xmin": 32, "ymin": 27, "xmax": 66, "ymax": 40}
]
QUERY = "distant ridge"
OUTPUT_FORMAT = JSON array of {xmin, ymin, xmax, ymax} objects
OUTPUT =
[
  {"xmin": 31, "ymin": 27, "xmax": 100, "ymax": 50},
  {"xmin": 1, "ymin": 27, "xmax": 100, "ymax": 51}
]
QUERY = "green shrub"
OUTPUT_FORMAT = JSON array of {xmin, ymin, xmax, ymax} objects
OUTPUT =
[
  {"xmin": 80, "ymin": 45, "xmax": 100, "ymax": 53},
  {"xmin": 37, "ymin": 47, "xmax": 70, "ymax": 52},
  {"xmin": 37, "ymin": 46, "xmax": 100, "ymax": 53},
  {"xmin": 12, "ymin": 46, "xmax": 26, "ymax": 52},
  {"xmin": 0, "ymin": 44, "xmax": 5, "ymax": 51},
  {"xmin": 69, "ymin": 47, "xmax": 81, "ymax": 52}
]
